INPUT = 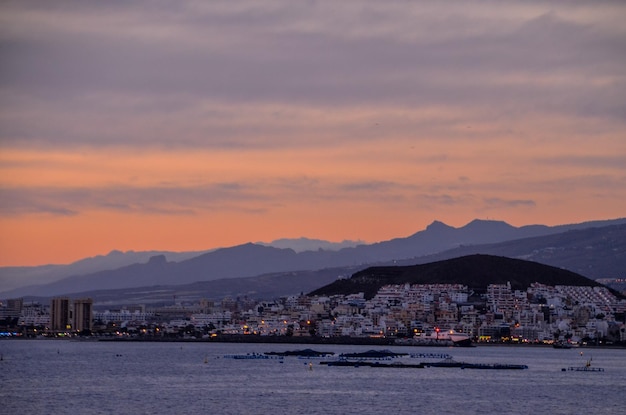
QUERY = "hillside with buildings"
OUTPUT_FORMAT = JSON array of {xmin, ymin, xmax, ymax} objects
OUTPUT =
[{"xmin": 309, "ymin": 254, "xmax": 610, "ymax": 299}]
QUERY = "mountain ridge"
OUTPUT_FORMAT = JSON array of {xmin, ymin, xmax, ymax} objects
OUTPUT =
[
  {"xmin": 2, "ymin": 217, "xmax": 625, "ymax": 298},
  {"xmin": 19, "ymin": 252, "xmax": 619, "ymax": 308},
  {"xmin": 257, "ymin": 237, "xmax": 364, "ymax": 252}
]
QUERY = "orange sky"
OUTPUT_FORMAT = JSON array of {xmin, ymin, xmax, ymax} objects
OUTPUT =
[{"xmin": 1, "ymin": 1, "xmax": 625, "ymax": 266}]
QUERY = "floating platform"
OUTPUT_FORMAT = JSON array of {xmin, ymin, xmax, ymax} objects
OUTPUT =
[
  {"xmin": 410, "ymin": 352, "xmax": 452, "ymax": 359},
  {"xmin": 265, "ymin": 348, "xmax": 335, "ymax": 357},
  {"xmin": 562, "ymin": 366, "xmax": 605, "ymax": 372},
  {"xmin": 423, "ymin": 358, "xmax": 465, "ymax": 368},
  {"xmin": 561, "ymin": 357, "xmax": 604, "ymax": 372},
  {"xmin": 320, "ymin": 360, "xmax": 424, "ymax": 368},
  {"xmin": 339, "ymin": 349, "xmax": 409, "ymax": 359},
  {"xmin": 460, "ymin": 363, "xmax": 528, "ymax": 370},
  {"xmin": 222, "ymin": 353, "xmax": 283, "ymax": 360}
]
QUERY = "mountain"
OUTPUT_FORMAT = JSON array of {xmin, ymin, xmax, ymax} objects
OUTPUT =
[
  {"xmin": 2, "ymin": 217, "xmax": 625, "ymax": 298},
  {"xmin": 347, "ymin": 218, "xmax": 626, "ymax": 262},
  {"xmin": 257, "ymin": 237, "xmax": 364, "ymax": 252},
  {"xmin": 3, "ymin": 244, "xmax": 300, "ymax": 297},
  {"xmin": 77, "ymin": 252, "xmax": 613, "ymax": 306},
  {"xmin": 24, "ymin": 267, "xmax": 358, "ymax": 307},
  {"xmin": 392, "ymin": 223, "xmax": 626, "ymax": 279},
  {"xmin": 309, "ymin": 254, "xmax": 608, "ymax": 300},
  {"xmin": 0, "ymin": 249, "xmax": 211, "ymax": 292}
]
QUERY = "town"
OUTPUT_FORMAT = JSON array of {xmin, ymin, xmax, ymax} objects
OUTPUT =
[{"xmin": 2, "ymin": 281, "xmax": 626, "ymax": 346}]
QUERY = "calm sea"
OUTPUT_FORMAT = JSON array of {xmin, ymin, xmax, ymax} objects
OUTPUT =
[{"xmin": 1, "ymin": 340, "xmax": 624, "ymax": 414}]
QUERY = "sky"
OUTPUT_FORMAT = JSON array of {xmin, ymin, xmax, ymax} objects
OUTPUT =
[{"xmin": 1, "ymin": 1, "xmax": 625, "ymax": 267}]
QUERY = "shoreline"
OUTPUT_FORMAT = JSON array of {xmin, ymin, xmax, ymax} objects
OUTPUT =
[
  {"xmin": 3, "ymin": 335, "xmax": 625, "ymax": 349},
  {"xmin": 95, "ymin": 335, "xmax": 626, "ymax": 349}
]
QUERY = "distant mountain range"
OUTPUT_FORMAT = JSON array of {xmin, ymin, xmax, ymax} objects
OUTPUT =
[
  {"xmin": 1, "ymin": 217, "xmax": 625, "ymax": 301},
  {"xmin": 396, "ymin": 223, "xmax": 626, "ymax": 279},
  {"xmin": 0, "ymin": 239, "xmax": 361, "ymax": 293},
  {"xmin": 0, "ymin": 249, "xmax": 212, "ymax": 293},
  {"xmin": 257, "ymin": 237, "xmax": 364, "ymax": 252}
]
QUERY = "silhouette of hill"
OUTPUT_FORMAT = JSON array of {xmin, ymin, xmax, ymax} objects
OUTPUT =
[
  {"xmin": 393, "ymin": 223, "xmax": 626, "ymax": 279},
  {"xmin": 0, "ymin": 249, "xmax": 211, "ymax": 292},
  {"xmin": 257, "ymin": 237, "xmax": 363, "ymax": 252},
  {"xmin": 2, "ymin": 218, "xmax": 625, "ymax": 298},
  {"xmin": 309, "ymin": 254, "xmax": 607, "ymax": 300},
  {"xmin": 30, "ymin": 267, "xmax": 359, "ymax": 307}
]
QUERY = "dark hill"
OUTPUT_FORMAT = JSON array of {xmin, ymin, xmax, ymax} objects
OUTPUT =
[
  {"xmin": 401, "ymin": 223, "xmax": 626, "ymax": 279},
  {"xmin": 4, "ymin": 218, "xmax": 625, "ymax": 299},
  {"xmin": 309, "ymin": 254, "xmax": 605, "ymax": 300}
]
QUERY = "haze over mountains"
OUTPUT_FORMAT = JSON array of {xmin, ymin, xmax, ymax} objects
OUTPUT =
[
  {"xmin": 0, "ymin": 249, "xmax": 213, "ymax": 293},
  {"xmin": 257, "ymin": 238, "xmax": 364, "ymax": 253},
  {"xmin": 0, "ymin": 239, "xmax": 363, "ymax": 293},
  {"xmin": 1, "ymin": 218, "xmax": 625, "ymax": 301}
]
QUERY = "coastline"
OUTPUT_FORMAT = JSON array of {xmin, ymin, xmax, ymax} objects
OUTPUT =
[
  {"xmin": 98, "ymin": 334, "xmax": 397, "ymax": 346},
  {"xmin": 90, "ymin": 335, "xmax": 626, "ymax": 349},
  {"xmin": 4, "ymin": 334, "xmax": 625, "ymax": 349}
]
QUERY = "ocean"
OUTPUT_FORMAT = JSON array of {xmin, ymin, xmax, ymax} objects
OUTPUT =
[{"xmin": 1, "ymin": 340, "xmax": 624, "ymax": 414}]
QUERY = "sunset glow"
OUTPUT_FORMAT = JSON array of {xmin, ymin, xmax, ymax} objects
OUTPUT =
[{"xmin": 1, "ymin": 1, "xmax": 625, "ymax": 266}]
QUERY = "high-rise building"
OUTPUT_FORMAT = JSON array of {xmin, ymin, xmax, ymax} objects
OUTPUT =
[
  {"xmin": 73, "ymin": 298, "xmax": 93, "ymax": 333},
  {"xmin": 6, "ymin": 298, "xmax": 24, "ymax": 318},
  {"xmin": 50, "ymin": 297, "xmax": 71, "ymax": 331}
]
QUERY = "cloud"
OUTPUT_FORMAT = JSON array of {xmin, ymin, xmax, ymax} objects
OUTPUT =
[
  {"xmin": 1, "ymin": 1, "xmax": 625, "ymax": 150},
  {"xmin": 339, "ymin": 180, "xmax": 402, "ymax": 193},
  {"xmin": 1, "ymin": 1, "xmax": 625, "ymax": 266},
  {"xmin": 533, "ymin": 155, "xmax": 626, "ymax": 170},
  {"xmin": 0, "ymin": 183, "xmax": 264, "ymax": 217},
  {"xmin": 1, "ymin": 175, "xmax": 484, "ymax": 217},
  {"xmin": 483, "ymin": 197, "xmax": 536, "ymax": 209}
]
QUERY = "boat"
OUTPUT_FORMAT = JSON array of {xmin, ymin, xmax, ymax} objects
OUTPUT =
[
  {"xmin": 406, "ymin": 328, "xmax": 473, "ymax": 347},
  {"xmin": 553, "ymin": 341, "xmax": 573, "ymax": 349}
]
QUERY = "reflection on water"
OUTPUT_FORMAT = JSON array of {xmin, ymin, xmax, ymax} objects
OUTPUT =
[{"xmin": 1, "ymin": 340, "xmax": 625, "ymax": 414}]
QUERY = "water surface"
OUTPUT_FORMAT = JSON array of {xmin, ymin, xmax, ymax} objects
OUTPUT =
[{"xmin": 1, "ymin": 340, "xmax": 624, "ymax": 414}]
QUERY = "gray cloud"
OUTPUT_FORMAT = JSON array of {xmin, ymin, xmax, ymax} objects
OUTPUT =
[
  {"xmin": 339, "ymin": 180, "xmax": 401, "ymax": 193},
  {"xmin": 483, "ymin": 197, "xmax": 536, "ymax": 208},
  {"xmin": 0, "ymin": 182, "xmax": 267, "ymax": 217},
  {"xmin": 533, "ymin": 155, "xmax": 626, "ymax": 169},
  {"xmin": 1, "ymin": 1, "xmax": 625, "ymax": 149},
  {"xmin": 0, "ymin": 177, "xmax": 478, "ymax": 217},
  {"xmin": 413, "ymin": 192, "xmax": 475, "ymax": 208}
]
